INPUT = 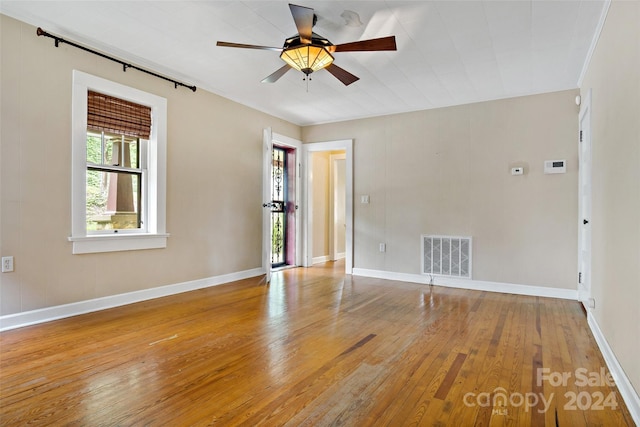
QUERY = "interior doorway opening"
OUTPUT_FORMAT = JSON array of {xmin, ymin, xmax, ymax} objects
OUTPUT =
[
  {"xmin": 309, "ymin": 151, "xmax": 346, "ymax": 264},
  {"xmin": 303, "ymin": 139, "xmax": 353, "ymax": 274}
]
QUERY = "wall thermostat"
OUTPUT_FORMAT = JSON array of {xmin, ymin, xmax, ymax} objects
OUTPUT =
[{"xmin": 544, "ymin": 160, "xmax": 566, "ymax": 174}]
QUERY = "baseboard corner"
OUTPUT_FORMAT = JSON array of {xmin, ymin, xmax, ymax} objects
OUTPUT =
[{"xmin": 587, "ymin": 312, "xmax": 640, "ymax": 425}]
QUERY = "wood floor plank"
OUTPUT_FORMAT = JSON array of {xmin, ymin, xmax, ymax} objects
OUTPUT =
[
  {"xmin": 442, "ymin": 295, "xmax": 505, "ymax": 426},
  {"xmin": 0, "ymin": 261, "xmax": 634, "ymax": 426},
  {"xmin": 434, "ymin": 352, "xmax": 468, "ymax": 400},
  {"xmin": 361, "ymin": 288, "xmax": 466, "ymax": 425}
]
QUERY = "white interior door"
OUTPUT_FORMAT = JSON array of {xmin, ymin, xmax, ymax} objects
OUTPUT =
[
  {"xmin": 262, "ymin": 128, "xmax": 273, "ymax": 283},
  {"xmin": 578, "ymin": 90, "xmax": 592, "ymax": 309},
  {"xmin": 330, "ymin": 153, "xmax": 346, "ymax": 261}
]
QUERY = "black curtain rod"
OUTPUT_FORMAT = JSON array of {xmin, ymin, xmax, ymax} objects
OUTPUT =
[{"xmin": 37, "ymin": 27, "xmax": 197, "ymax": 92}]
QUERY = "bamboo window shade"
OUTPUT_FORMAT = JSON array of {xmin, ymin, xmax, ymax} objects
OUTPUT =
[{"xmin": 87, "ymin": 91, "xmax": 151, "ymax": 139}]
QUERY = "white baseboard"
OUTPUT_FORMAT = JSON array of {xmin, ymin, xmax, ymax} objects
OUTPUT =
[
  {"xmin": 312, "ymin": 254, "xmax": 345, "ymax": 264},
  {"xmin": 312, "ymin": 255, "xmax": 330, "ymax": 264},
  {"xmin": 587, "ymin": 312, "xmax": 640, "ymax": 425},
  {"xmin": 0, "ymin": 267, "xmax": 264, "ymax": 332},
  {"xmin": 351, "ymin": 268, "xmax": 578, "ymax": 300}
]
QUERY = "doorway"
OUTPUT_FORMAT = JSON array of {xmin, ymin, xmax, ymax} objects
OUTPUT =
[
  {"xmin": 303, "ymin": 140, "xmax": 353, "ymax": 274},
  {"xmin": 263, "ymin": 129, "xmax": 301, "ymax": 283},
  {"xmin": 269, "ymin": 145, "xmax": 296, "ymax": 268}
]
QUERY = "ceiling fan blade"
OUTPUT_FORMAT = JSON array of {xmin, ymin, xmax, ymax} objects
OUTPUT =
[
  {"xmin": 262, "ymin": 65, "xmax": 291, "ymax": 83},
  {"xmin": 216, "ymin": 41, "xmax": 282, "ymax": 52},
  {"xmin": 325, "ymin": 64, "xmax": 360, "ymax": 86},
  {"xmin": 329, "ymin": 36, "xmax": 397, "ymax": 53},
  {"xmin": 289, "ymin": 4, "xmax": 314, "ymax": 44}
]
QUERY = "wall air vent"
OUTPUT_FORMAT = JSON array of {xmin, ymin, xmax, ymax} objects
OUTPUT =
[{"xmin": 421, "ymin": 235, "xmax": 472, "ymax": 279}]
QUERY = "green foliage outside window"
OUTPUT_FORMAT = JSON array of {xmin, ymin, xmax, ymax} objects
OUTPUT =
[{"xmin": 86, "ymin": 134, "xmax": 107, "ymax": 230}]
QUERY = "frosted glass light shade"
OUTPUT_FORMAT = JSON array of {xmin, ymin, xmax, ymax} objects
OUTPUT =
[{"xmin": 280, "ymin": 45, "xmax": 334, "ymax": 75}]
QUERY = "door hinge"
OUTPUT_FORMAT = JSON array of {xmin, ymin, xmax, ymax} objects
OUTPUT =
[
  {"xmin": 579, "ymin": 130, "xmax": 583, "ymax": 143},
  {"xmin": 578, "ymin": 272, "xmax": 582, "ymax": 284}
]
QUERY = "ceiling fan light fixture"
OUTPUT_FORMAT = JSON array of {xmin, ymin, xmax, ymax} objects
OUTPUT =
[
  {"xmin": 218, "ymin": 4, "xmax": 395, "ymax": 85},
  {"xmin": 280, "ymin": 44, "xmax": 334, "ymax": 75}
]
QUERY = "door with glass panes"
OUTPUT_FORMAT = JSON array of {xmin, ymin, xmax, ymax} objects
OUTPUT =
[
  {"xmin": 263, "ymin": 130, "xmax": 301, "ymax": 282},
  {"xmin": 267, "ymin": 145, "xmax": 296, "ymax": 268}
]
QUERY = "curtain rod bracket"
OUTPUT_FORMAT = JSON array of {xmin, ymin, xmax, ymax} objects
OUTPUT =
[{"xmin": 36, "ymin": 27, "xmax": 197, "ymax": 93}]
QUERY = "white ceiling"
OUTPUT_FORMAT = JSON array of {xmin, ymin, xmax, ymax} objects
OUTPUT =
[{"xmin": 1, "ymin": 1, "xmax": 606, "ymax": 126}]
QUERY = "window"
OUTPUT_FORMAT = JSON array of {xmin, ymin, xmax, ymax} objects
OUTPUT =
[
  {"xmin": 86, "ymin": 131, "xmax": 143, "ymax": 231},
  {"xmin": 70, "ymin": 71, "xmax": 168, "ymax": 254}
]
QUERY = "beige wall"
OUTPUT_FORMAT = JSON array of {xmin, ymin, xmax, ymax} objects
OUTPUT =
[
  {"xmin": 0, "ymin": 15, "xmax": 300, "ymax": 315},
  {"xmin": 581, "ymin": 1, "xmax": 640, "ymax": 397},
  {"xmin": 303, "ymin": 89, "xmax": 579, "ymax": 289}
]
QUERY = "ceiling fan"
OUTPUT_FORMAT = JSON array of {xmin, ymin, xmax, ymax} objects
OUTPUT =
[{"xmin": 217, "ymin": 3, "xmax": 397, "ymax": 86}]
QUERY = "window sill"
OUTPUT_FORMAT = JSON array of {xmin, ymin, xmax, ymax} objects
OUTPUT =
[{"xmin": 68, "ymin": 233, "xmax": 169, "ymax": 254}]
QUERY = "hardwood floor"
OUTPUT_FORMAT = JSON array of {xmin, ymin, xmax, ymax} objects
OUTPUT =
[{"xmin": 0, "ymin": 261, "xmax": 634, "ymax": 426}]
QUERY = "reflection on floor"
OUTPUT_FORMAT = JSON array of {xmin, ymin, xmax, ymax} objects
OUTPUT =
[{"xmin": 0, "ymin": 260, "xmax": 634, "ymax": 425}]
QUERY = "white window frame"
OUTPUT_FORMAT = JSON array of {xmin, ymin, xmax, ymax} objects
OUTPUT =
[{"xmin": 69, "ymin": 70, "xmax": 168, "ymax": 254}]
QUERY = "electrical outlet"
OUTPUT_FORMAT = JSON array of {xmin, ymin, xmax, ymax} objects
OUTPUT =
[{"xmin": 2, "ymin": 256, "xmax": 14, "ymax": 273}]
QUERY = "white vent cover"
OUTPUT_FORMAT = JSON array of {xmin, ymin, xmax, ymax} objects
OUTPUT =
[{"xmin": 421, "ymin": 235, "xmax": 472, "ymax": 279}]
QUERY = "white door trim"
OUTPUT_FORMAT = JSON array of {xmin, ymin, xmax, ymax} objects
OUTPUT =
[
  {"xmin": 262, "ymin": 128, "xmax": 273, "ymax": 283},
  {"xmin": 578, "ymin": 89, "xmax": 593, "ymax": 310},
  {"xmin": 303, "ymin": 140, "xmax": 353, "ymax": 274}
]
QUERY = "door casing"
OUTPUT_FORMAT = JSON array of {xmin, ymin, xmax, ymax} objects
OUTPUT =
[{"xmin": 262, "ymin": 128, "xmax": 273, "ymax": 283}]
